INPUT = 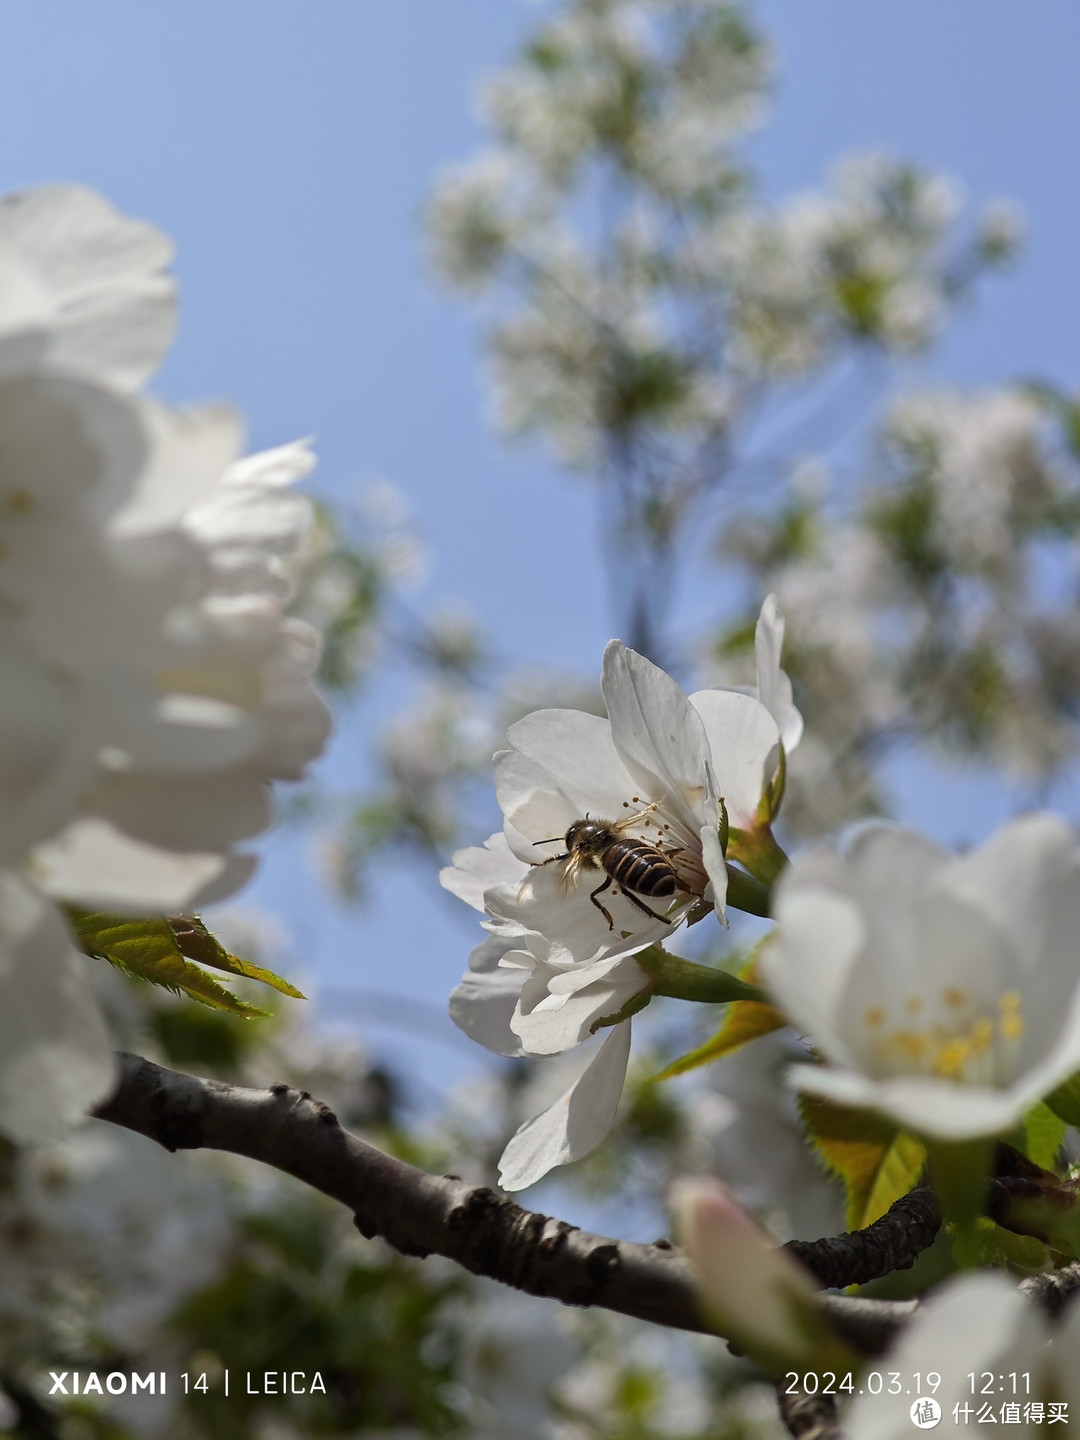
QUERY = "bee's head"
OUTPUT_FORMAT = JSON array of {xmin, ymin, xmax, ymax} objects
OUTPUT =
[{"xmin": 564, "ymin": 816, "xmax": 609, "ymax": 852}]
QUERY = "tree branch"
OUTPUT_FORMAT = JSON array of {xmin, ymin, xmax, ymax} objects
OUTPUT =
[
  {"xmin": 85, "ymin": 1054, "xmax": 928, "ymax": 1358},
  {"xmin": 784, "ymin": 1186, "xmax": 941, "ymax": 1289},
  {"xmin": 93, "ymin": 1053, "xmax": 710, "ymax": 1333},
  {"xmin": 778, "ymin": 1383, "xmax": 840, "ymax": 1440}
]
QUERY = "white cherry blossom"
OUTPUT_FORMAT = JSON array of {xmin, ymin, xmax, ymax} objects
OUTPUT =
[
  {"xmin": 763, "ymin": 813, "xmax": 1080, "ymax": 1140},
  {"xmin": 442, "ymin": 635, "xmax": 783, "ymax": 1188}
]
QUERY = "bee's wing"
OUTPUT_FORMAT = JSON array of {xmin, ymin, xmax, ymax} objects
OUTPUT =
[{"xmin": 559, "ymin": 851, "xmax": 584, "ymax": 892}]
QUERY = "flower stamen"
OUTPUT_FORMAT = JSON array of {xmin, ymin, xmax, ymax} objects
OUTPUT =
[{"xmin": 865, "ymin": 987, "xmax": 1027, "ymax": 1085}]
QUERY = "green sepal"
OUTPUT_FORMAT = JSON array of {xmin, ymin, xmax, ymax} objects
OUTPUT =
[
  {"xmin": 761, "ymin": 740, "xmax": 787, "ymax": 823},
  {"xmin": 726, "ymin": 822, "xmax": 788, "ymax": 890},
  {"xmin": 724, "ymin": 865, "xmax": 772, "ymax": 917},
  {"xmin": 590, "ymin": 983, "xmax": 656, "ymax": 1033},
  {"xmin": 66, "ymin": 909, "xmax": 303, "ymax": 1017},
  {"xmin": 799, "ymin": 1094, "xmax": 926, "ymax": 1230},
  {"xmin": 635, "ymin": 945, "xmax": 768, "ymax": 1005}
]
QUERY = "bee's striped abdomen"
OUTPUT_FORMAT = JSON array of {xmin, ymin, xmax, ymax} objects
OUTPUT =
[{"xmin": 603, "ymin": 840, "xmax": 677, "ymax": 898}]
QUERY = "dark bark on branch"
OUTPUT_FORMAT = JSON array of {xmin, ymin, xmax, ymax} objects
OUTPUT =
[
  {"xmin": 93, "ymin": 1053, "xmax": 710, "ymax": 1333},
  {"xmin": 778, "ymin": 1384, "xmax": 840, "ymax": 1440},
  {"xmin": 92, "ymin": 1053, "xmax": 927, "ymax": 1357},
  {"xmin": 784, "ymin": 1186, "xmax": 941, "ymax": 1289},
  {"xmin": 1021, "ymin": 1261, "xmax": 1080, "ymax": 1316}
]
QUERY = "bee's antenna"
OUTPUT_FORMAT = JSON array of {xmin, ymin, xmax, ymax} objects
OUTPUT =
[{"xmin": 533, "ymin": 837, "xmax": 563, "ymax": 846}]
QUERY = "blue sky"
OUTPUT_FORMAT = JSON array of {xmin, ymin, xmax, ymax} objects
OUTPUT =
[{"xmin": 4, "ymin": 2, "xmax": 1080, "ymax": 1112}]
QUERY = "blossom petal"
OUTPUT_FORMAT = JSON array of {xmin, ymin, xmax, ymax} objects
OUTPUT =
[
  {"xmin": 700, "ymin": 759, "xmax": 728, "ymax": 920},
  {"xmin": 763, "ymin": 875, "xmax": 867, "ymax": 1070},
  {"xmin": 513, "ymin": 955, "xmax": 648, "ymax": 1054},
  {"xmin": 845, "ymin": 1275, "xmax": 1043, "ymax": 1439},
  {"xmin": 87, "ymin": 770, "xmax": 273, "ymax": 852},
  {"xmin": 498, "ymin": 1022, "xmax": 632, "ymax": 1191},
  {"xmin": 32, "ymin": 818, "xmax": 256, "ymax": 912},
  {"xmin": 449, "ymin": 935, "xmax": 525, "ymax": 1057},
  {"xmin": 755, "ymin": 594, "xmax": 803, "ymax": 752},
  {"xmin": 440, "ymin": 832, "xmax": 524, "ymax": 913},
  {"xmin": 786, "ymin": 1064, "xmax": 1032, "ymax": 1141},
  {"xmin": 602, "ymin": 641, "xmax": 712, "ymax": 836},
  {"xmin": 504, "ymin": 708, "xmax": 637, "ymax": 820},
  {"xmin": 688, "ymin": 689, "xmax": 781, "ymax": 828},
  {"xmin": 939, "ymin": 812, "xmax": 1080, "ymax": 998},
  {"xmin": 485, "ymin": 860, "xmax": 675, "ymax": 966},
  {"xmin": 0, "ymin": 871, "xmax": 115, "ymax": 1144},
  {"xmin": 672, "ymin": 1176, "xmax": 823, "ymax": 1367},
  {"xmin": 0, "ymin": 185, "xmax": 176, "ymax": 389},
  {"xmin": 114, "ymin": 401, "xmax": 243, "ymax": 535}
]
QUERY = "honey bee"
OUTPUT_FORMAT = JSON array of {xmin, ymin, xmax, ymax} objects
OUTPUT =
[{"xmin": 533, "ymin": 803, "xmax": 682, "ymax": 931}]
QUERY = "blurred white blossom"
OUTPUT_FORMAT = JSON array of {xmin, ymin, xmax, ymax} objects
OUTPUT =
[
  {"xmin": 764, "ymin": 813, "xmax": 1080, "ymax": 1140},
  {"xmin": 0, "ymin": 184, "xmax": 329, "ymax": 1142}
]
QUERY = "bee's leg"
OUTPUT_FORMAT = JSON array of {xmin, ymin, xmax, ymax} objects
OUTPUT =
[
  {"xmin": 588, "ymin": 875, "xmax": 617, "ymax": 930},
  {"xmin": 622, "ymin": 890, "xmax": 673, "ymax": 925},
  {"xmin": 531, "ymin": 851, "xmax": 569, "ymax": 870}
]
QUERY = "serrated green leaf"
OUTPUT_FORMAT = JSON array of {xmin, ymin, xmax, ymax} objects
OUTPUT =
[
  {"xmin": 654, "ymin": 999, "xmax": 786, "ymax": 1081},
  {"xmin": 66, "ymin": 909, "xmax": 269, "ymax": 1017},
  {"xmin": 168, "ymin": 913, "xmax": 305, "ymax": 999},
  {"xmin": 1045, "ymin": 1069, "xmax": 1080, "ymax": 1126},
  {"xmin": 799, "ymin": 1093, "xmax": 925, "ymax": 1230},
  {"xmin": 1023, "ymin": 1102, "xmax": 1067, "ymax": 1173}
]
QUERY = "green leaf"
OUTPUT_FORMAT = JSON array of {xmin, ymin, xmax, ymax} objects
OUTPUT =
[
  {"xmin": 168, "ymin": 913, "xmax": 305, "ymax": 999},
  {"xmin": 654, "ymin": 998, "xmax": 786, "ymax": 1081},
  {"xmin": 1044, "ymin": 1069, "xmax": 1080, "ymax": 1126},
  {"xmin": 65, "ymin": 909, "xmax": 300, "ymax": 1018},
  {"xmin": 799, "ymin": 1094, "xmax": 925, "ymax": 1230},
  {"xmin": 972, "ymin": 1217, "xmax": 1054, "ymax": 1275},
  {"xmin": 1023, "ymin": 1102, "xmax": 1067, "ymax": 1173}
]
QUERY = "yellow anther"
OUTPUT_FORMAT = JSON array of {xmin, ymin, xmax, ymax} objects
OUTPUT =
[
  {"xmin": 5, "ymin": 489, "xmax": 31, "ymax": 514},
  {"xmin": 892, "ymin": 1031, "xmax": 928, "ymax": 1063},
  {"xmin": 970, "ymin": 1017, "xmax": 993, "ymax": 1054},
  {"xmin": 905, "ymin": 995, "xmax": 924, "ymax": 1016},
  {"xmin": 864, "ymin": 1006, "xmax": 886, "ymax": 1029},
  {"xmin": 933, "ymin": 1039, "xmax": 971, "ymax": 1080},
  {"xmin": 943, "ymin": 987, "xmax": 967, "ymax": 1009}
]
